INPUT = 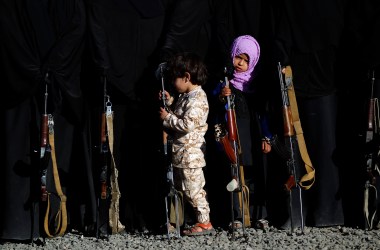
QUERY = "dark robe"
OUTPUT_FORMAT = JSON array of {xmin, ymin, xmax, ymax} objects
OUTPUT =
[
  {"xmin": 85, "ymin": 0, "xmax": 213, "ymax": 232},
  {"xmin": 273, "ymin": 0, "xmax": 346, "ymax": 227},
  {"xmin": 335, "ymin": 0, "xmax": 380, "ymax": 228},
  {"xmin": 84, "ymin": 0, "xmax": 168, "ymax": 232},
  {"xmin": 0, "ymin": 0, "xmax": 91, "ymax": 241}
]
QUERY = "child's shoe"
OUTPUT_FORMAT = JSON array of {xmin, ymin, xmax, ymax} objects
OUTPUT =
[{"xmin": 182, "ymin": 222, "xmax": 215, "ymax": 236}]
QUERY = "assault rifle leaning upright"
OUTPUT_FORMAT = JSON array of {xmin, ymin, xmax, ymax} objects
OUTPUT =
[
  {"xmin": 96, "ymin": 73, "xmax": 110, "ymax": 239},
  {"xmin": 96, "ymin": 73, "xmax": 124, "ymax": 237},
  {"xmin": 40, "ymin": 73, "xmax": 50, "ymax": 203},
  {"xmin": 39, "ymin": 72, "xmax": 68, "ymax": 238},
  {"xmin": 277, "ymin": 63, "xmax": 305, "ymax": 233},
  {"xmin": 364, "ymin": 70, "xmax": 380, "ymax": 230},
  {"xmin": 158, "ymin": 62, "xmax": 182, "ymax": 239},
  {"xmin": 215, "ymin": 67, "xmax": 250, "ymax": 240}
]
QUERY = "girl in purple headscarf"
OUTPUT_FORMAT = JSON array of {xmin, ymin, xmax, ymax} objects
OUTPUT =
[
  {"xmin": 218, "ymin": 35, "xmax": 272, "ymax": 229},
  {"xmin": 229, "ymin": 35, "xmax": 261, "ymax": 93}
]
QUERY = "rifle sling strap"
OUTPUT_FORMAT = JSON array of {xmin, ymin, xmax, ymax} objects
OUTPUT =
[
  {"xmin": 238, "ymin": 166, "xmax": 251, "ymax": 228},
  {"xmin": 285, "ymin": 66, "xmax": 315, "ymax": 190},
  {"xmin": 44, "ymin": 119, "xmax": 67, "ymax": 237},
  {"xmin": 233, "ymin": 108, "xmax": 251, "ymax": 228},
  {"xmin": 232, "ymin": 110, "xmax": 251, "ymax": 228},
  {"xmin": 106, "ymin": 111, "xmax": 125, "ymax": 234}
]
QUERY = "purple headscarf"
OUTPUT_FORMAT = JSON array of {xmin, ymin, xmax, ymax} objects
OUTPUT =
[{"xmin": 230, "ymin": 35, "xmax": 260, "ymax": 92}]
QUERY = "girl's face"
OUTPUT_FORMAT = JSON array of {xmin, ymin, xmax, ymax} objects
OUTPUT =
[{"xmin": 233, "ymin": 53, "xmax": 249, "ymax": 73}]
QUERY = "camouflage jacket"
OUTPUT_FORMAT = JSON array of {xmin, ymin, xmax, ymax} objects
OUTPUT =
[{"xmin": 163, "ymin": 86, "xmax": 209, "ymax": 168}]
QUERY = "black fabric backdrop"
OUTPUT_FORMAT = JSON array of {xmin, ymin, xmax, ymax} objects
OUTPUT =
[
  {"xmin": 1, "ymin": 0, "xmax": 92, "ymax": 240},
  {"xmin": 1, "ymin": 0, "xmax": 380, "ymax": 241}
]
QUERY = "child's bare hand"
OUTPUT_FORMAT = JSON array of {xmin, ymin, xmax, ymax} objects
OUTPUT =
[
  {"xmin": 221, "ymin": 86, "xmax": 231, "ymax": 97},
  {"xmin": 159, "ymin": 107, "xmax": 169, "ymax": 120},
  {"xmin": 159, "ymin": 90, "xmax": 171, "ymax": 101},
  {"xmin": 262, "ymin": 141, "xmax": 271, "ymax": 154}
]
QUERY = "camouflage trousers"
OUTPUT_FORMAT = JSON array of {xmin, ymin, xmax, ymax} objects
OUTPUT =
[{"xmin": 174, "ymin": 167, "xmax": 210, "ymax": 223}]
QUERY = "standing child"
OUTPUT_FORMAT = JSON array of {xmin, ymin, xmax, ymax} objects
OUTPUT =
[
  {"xmin": 159, "ymin": 52, "xmax": 214, "ymax": 236},
  {"xmin": 218, "ymin": 35, "xmax": 272, "ymax": 229}
]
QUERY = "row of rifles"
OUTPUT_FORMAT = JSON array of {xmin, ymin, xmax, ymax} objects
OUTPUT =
[{"xmin": 37, "ymin": 66, "xmax": 380, "ymax": 240}]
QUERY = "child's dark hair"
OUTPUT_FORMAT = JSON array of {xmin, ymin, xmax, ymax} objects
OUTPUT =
[{"xmin": 167, "ymin": 52, "xmax": 208, "ymax": 86}]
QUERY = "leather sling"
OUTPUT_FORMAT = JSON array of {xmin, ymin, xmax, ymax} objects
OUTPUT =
[
  {"xmin": 43, "ymin": 115, "xmax": 67, "ymax": 237},
  {"xmin": 105, "ymin": 106, "xmax": 125, "ymax": 234},
  {"xmin": 285, "ymin": 66, "xmax": 315, "ymax": 190}
]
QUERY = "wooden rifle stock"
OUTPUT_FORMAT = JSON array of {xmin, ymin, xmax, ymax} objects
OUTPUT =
[
  {"xmin": 224, "ymin": 67, "xmax": 238, "ymax": 143},
  {"xmin": 101, "ymin": 112, "xmax": 107, "ymax": 145},
  {"xmin": 284, "ymin": 175, "xmax": 295, "ymax": 191},
  {"xmin": 283, "ymin": 106, "xmax": 295, "ymax": 138},
  {"xmin": 282, "ymin": 105, "xmax": 297, "ymax": 191},
  {"xmin": 226, "ymin": 109, "xmax": 238, "ymax": 142},
  {"xmin": 100, "ymin": 112, "xmax": 107, "ymax": 200},
  {"xmin": 215, "ymin": 124, "xmax": 237, "ymax": 164},
  {"xmin": 41, "ymin": 114, "xmax": 49, "ymax": 148},
  {"xmin": 368, "ymin": 99, "xmax": 375, "ymax": 132}
]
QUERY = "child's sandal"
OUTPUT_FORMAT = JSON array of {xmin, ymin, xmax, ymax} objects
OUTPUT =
[{"xmin": 182, "ymin": 222, "xmax": 215, "ymax": 236}]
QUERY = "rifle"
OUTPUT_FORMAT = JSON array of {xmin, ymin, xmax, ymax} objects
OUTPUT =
[
  {"xmin": 96, "ymin": 74, "xmax": 110, "ymax": 238},
  {"xmin": 364, "ymin": 70, "xmax": 380, "ymax": 230},
  {"xmin": 40, "ymin": 73, "xmax": 50, "ymax": 202},
  {"xmin": 39, "ymin": 72, "xmax": 68, "ymax": 238},
  {"xmin": 277, "ymin": 62, "xmax": 305, "ymax": 233},
  {"xmin": 159, "ymin": 62, "xmax": 182, "ymax": 239},
  {"xmin": 218, "ymin": 67, "xmax": 250, "ymax": 239}
]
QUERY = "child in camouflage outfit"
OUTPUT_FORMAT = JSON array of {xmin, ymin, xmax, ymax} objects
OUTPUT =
[{"xmin": 159, "ymin": 52, "xmax": 214, "ymax": 236}]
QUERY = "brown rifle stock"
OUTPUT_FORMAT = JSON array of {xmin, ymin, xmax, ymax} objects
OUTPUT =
[
  {"xmin": 368, "ymin": 99, "xmax": 374, "ymax": 132},
  {"xmin": 41, "ymin": 115, "xmax": 49, "ymax": 148},
  {"xmin": 282, "ymin": 105, "xmax": 296, "ymax": 191},
  {"xmin": 226, "ymin": 109, "xmax": 238, "ymax": 142},
  {"xmin": 283, "ymin": 106, "xmax": 295, "ymax": 138},
  {"xmin": 101, "ymin": 112, "xmax": 107, "ymax": 144},
  {"xmin": 100, "ymin": 112, "xmax": 107, "ymax": 200}
]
